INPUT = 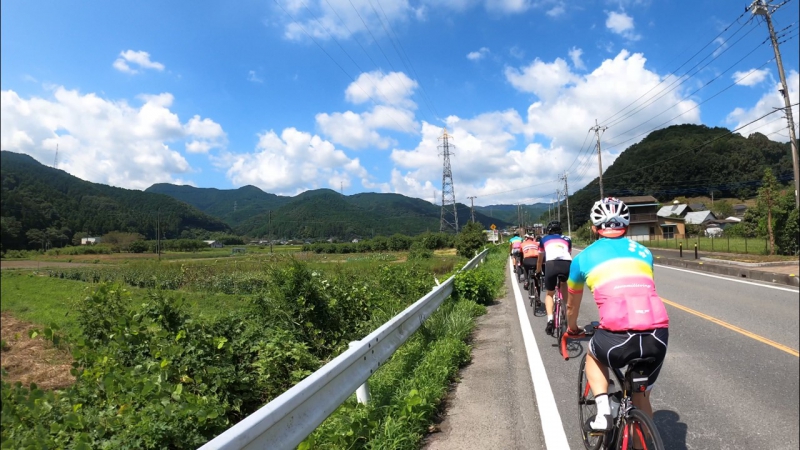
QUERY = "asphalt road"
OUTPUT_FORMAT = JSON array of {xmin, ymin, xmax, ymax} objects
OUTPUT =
[{"xmin": 524, "ymin": 259, "xmax": 800, "ymax": 449}]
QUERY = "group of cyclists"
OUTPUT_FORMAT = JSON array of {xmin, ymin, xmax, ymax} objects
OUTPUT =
[{"xmin": 509, "ymin": 197, "xmax": 670, "ymax": 434}]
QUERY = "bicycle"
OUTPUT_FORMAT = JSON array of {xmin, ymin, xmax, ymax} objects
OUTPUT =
[
  {"xmin": 525, "ymin": 266, "xmax": 542, "ymax": 312},
  {"xmin": 552, "ymin": 274, "xmax": 567, "ymax": 341},
  {"xmin": 561, "ymin": 325, "xmax": 665, "ymax": 450}
]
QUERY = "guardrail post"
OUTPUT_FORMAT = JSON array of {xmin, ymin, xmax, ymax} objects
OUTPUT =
[{"xmin": 348, "ymin": 341, "xmax": 371, "ymax": 405}]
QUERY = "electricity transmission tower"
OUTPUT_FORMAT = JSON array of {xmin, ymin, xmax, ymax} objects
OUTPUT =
[
  {"xmin": 468, "ymin": 196, "xmax": 477, "ymax": 223},
  {"xmin": 439, "ymin": 128, "xmax": 458, "ymax": 232},
  {"xmin": 53, "ymin": 144, "xmax": 58, "ymax": 169},
  {"xmin": 750, "ymin": 0, "xmax": 800, "ymax": 208},
  {"xmin": 590, "ymin": 119, "xmax": 608, "ymax": 199}
]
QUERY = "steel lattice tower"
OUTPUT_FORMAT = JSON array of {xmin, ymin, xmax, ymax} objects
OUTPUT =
[{"xmin": 438, "ymin": 128, "xmax": 458, "ymax": 233}]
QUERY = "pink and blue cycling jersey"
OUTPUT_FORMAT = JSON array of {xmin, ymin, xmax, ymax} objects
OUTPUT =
[
  {"xmin": 567, "ymin": 238, "xmax": 669, "ymax": 331},
  {"xmin": 538, "ymin": 234, "xmax": 572, "ymax": 261}
]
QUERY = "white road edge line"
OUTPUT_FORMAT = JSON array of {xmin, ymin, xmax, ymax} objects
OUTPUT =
[
  {"xmin": 654, "ymin": 264, "xmax": 799, "ymax": 293},
  {"xmin": 509, "ymin": 259, "xmax": 570, "ymax": 450}
]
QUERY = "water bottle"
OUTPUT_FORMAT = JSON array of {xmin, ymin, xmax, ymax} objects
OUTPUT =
[{"xmin": 609, "ymin": 392, "xmax": 621, "ymax": 418}]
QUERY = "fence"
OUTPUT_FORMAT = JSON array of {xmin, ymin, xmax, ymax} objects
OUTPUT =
[
  {"xmin": 629, "ymin": 234, "xmax": 770, "ymax": 255},
  {"xmin": 198, "ymin": 248, "xmax": 490, "ymax": 450}
]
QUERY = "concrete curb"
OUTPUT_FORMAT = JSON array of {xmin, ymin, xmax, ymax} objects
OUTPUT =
[
  {"xmin": 699, "ymin": 257, "xmax": 797, "ymax": 268},
  {"xmin": 653, "ymin": 256, "xmax": 800, "ymax": 288}
]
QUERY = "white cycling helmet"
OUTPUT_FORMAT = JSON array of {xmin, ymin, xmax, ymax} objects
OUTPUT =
[{"xmin": 590, "ymin": 197, "xmax": 630, "ymax": 237}]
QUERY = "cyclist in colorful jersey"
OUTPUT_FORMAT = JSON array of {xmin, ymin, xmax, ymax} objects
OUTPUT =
[
  {"xmin": 565, "ymin": 197, "xmax": 669, "ymax": 431},
  {"xmin": 536, "ymin": 221, "xmax": 572, "ymax": 336},
  {"xmin": 509, "ymin": 231, "xmax": 523, "ymax": 273},
  {"xmin": 520, "ymin": 234, "xmax": 540, "ymax": 293}
]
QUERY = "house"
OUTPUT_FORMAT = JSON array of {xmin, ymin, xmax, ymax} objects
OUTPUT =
[
  {"xmin": 657, "ymin": 202, "xmax": 690, "ymax": 218},
  {"xmin": 658, "ymin": 216, "xmax": 685, "ymax": 239},
  {"xmin": 617, "ymin": 196, "xmax": 660, "ymax": 241},
  {"xmin": 733, "ymin": 204, "xmax": 748, "ymax": 218},
  {"xmin": 81, "ymin": 237, "xmax": 101, "ymax": 245},
  {"xmin": 689, "ymin": 202, "xmax": 707, "ymax": 211},
  {"xmin": 684, "ymin": 211, "xmax": 717, "ymax": 225},
  {"xmin": 351, "ymin": 238, "xmax": 360, "ymax": 243},
  {"xmin": 203, "ymin": 240, "xmax": 224, "ymax": 248}
]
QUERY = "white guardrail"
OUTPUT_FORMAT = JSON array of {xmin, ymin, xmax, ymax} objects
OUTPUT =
[{"xmin": 199, "ymin": 248, "xmax": 490, "ymax": 450}]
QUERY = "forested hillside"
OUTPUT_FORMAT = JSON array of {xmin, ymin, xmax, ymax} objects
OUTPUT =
[
  {"xmin": 0, "ymin": 151, "xmax": 230, "ymax": 251},
  {"xmin": 229, "ymin": 189, "xmax": 510, "ymax": 239},
  {"xmin": 476, "ymin": 203, "xmax": 549, "ymax": 226},
  {"xmin": 145, "ymin": 183, "xmax": 290, "ymax": 228},
  {"xmin": 562, "ymin": 124, "xmax": 794, "ymax": 225}
]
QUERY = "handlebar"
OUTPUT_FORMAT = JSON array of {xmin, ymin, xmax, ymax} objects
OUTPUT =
[{"xmin": 560, "ymin": 323, "xmax": 598, "ymax": 361}]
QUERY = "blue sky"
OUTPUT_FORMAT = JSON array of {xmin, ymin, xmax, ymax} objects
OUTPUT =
[{"xmin": 2, "ymin": 0, "xmax": 798, "ymax": 206}]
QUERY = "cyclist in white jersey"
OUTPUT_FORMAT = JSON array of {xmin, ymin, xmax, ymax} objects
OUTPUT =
[{"xmin": 536, "ymin": 221, "xmax": 572, "ymax": 336}]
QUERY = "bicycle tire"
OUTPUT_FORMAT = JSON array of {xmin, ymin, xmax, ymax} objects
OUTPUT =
[
  {"xmin": 578, "ymin": 354, "xmax": 604, "ymax": 450},
  {"xmin": 554, "ymin": 288, "xmax": 566, "ymax": 341},
  {"xmin": 614, "ymin": 408, "xmax": 665, "ymax": 450}
]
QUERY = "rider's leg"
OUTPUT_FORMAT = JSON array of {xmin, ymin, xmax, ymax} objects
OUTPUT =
[
  {"xmin": 585, "ymin": 353, "xmax": 612, "ymax": 429},
  {"xmin": 545, "ymin": 290, "xmax": 554, "ymax": 316}
]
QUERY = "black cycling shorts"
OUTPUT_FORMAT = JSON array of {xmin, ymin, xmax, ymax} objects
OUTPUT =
[
  {"xmin": 589, "ymin": 328, "xmax": 669, "ymax": 389},
  {"xmin": 522, "ymin": 257, "xmax": 538, "ymax": 269},
  {"xmin": 544, "ymin": 260, "xmax": 571, "ymax": 291}
]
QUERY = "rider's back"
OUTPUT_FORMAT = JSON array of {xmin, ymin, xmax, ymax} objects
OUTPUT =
[{"xmin": 568, "ymin": 238, "xmax": 668, "ymax": 331}]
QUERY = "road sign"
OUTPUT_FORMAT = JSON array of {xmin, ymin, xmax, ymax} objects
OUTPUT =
[{"xmin": 490, "ymin": 224, "xmax": 496, "ymax": 230}]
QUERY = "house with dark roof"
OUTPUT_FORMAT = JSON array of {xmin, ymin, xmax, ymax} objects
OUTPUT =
[
  {"xmin": 657, "ymin": 203, "xmax": 690, "ymax": 218},
  {"xmin": 617, "ymin": 196, "xmax": 660, "ymax": 241},
  {"xmin": 733, "ymin": 204, "xmax": 748, "ymax": 218},
  {"xmin": 689, "ymin": 202, "xmax": 707, "ymax": 211}
]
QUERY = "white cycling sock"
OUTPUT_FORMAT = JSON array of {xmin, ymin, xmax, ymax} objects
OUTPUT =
[
  {"xmin": 591, "ymin": 393, "xmax": 611, "ymax": 430},
  {"xmin": 547, "ymin": 314, "xmax": 553, "ymax": 321}
]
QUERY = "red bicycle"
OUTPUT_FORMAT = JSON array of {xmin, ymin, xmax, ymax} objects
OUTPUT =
[{"xmin": 561, "ymin": 325, "xmax": 665, "ymax": 450}]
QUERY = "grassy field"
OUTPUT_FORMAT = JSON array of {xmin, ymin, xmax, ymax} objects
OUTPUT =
[{"xmin": 0, "ymin": 271, "xmax": 252, "ymax": 336}]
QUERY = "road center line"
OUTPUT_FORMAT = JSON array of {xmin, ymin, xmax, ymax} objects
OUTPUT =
[
  {"xmin": 661, "ymin": 297, "xmax": 799, "ymax": 357},
  {"xmin": 654, "ymin": 264, "xmax": 799, "ymax": 293},
  {"xmin": 509, "ymin": 260, "xmax": 570, "ymax": 450}
]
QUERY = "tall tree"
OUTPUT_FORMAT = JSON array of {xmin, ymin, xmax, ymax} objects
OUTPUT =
[{"xmin": 757, "ymin": 168, "xmax": 780, "ymax": 255}]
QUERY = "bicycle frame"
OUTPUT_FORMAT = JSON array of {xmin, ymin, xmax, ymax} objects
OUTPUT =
[{"xmin": 562, "ymin": 330, "xmax": 657, "ymax": 449}]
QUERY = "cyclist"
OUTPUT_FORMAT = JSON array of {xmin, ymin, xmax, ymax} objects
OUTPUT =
[
  {"xmin": 509, "ymin": 231, "xmax": 523, "ymax": 273},
  {"xmin": 521, "ymin": 234, "xmax": 540, "ymax": 293},
  {"xmin": 536, "ymin": 221, "xmax": 572, "ymax": 336},
  {"xmin": 565, "ymin": 197, "xmax": 669, "ymax": 431}
]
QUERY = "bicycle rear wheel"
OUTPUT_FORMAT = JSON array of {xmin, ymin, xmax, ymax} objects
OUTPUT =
[
  {"xmin": 615, "ymin": 408, "xmax": 665, "ymax": 450},
  {"xmin": 578, "ymin": 354, "xmax": 604, "ymax": 450},
  {"xmin": 554, "ymin": 290, "xmax": 566, "ymax": 341}
]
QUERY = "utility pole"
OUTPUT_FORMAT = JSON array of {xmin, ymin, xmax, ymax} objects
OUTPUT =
[
  {"xmin": 590, "ymin": 119, "xmax": 609, "ymax": 199},
  {"xmin": 53, "ymin": 144, "xmax": 58, "ymax": 169},
  {"xmin": 438, "ymin": 128, "xmax": 459, "ymax": 232},
  {"xmin": 269, "ymin": 210, "xmax": 273, "ymax": 254},
  {"xmin": 751, "ymin": 0, "xmax": 800, "ymax": 208},
  {"xmin": 561, "ymin": 172, "xmax": 572, "ymax": 236},
  {"xmin": 468, "ymin": 196, "xmax": 477, "ymax": 223},
  {"xmin": 156, "ymin": 208, "xmax": 161, "ymax": 261},
  {"xmin": 556, "ymin": 189, "xmax": 562, "ymax": 223},
  {"xmin": 548, "ymin": 201, "xmax": 552, "ymax": 222}
]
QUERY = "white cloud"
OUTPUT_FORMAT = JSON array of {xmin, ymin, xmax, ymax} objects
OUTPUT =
[
  {"xmin": 113, "ymin": 50, "xmax": 165, "ymax": 74},
  {"xmin": 732, "ymin": 68, "xmax": 770, "ymax": 87},
  {"xmin": 546, "ymin": 4, "xmax": 565, "ymax": 17},
  {"xmin": 569, "ymin": 47, "xmax": 586, "ymax": 70},
  {"xmin": 386, "ymin": 50, "xmax": 702, "ymax": 205},
  {"xmin": 712, "ymin": 37, "xmax": 727, "ymax": 57},
  {"xmin": 725, "ymin": 71, "xmax": 799, "ymax": 142},
  {"xmin": 509, "ymin": 46, "xmax": 525, "ymax": 59},
  {"xmin": 220, "ymin": 127, "xmax": 367, "ymax": 195},
  {"xmin": 504, "ymin": 57, "xmax": 579, "ymax": 101},
  {"xmin": 318, "ymin": 73, "xmax": 420, "ymax": 149},
  {"xmin": 345, "ymin": 70, "xmax": 419, "ymax": 108},
  {"xmin": 248, "ymin": 70, "xmax": 264, "ymax": 83},
  {"xmin": 467, "ymin": 47, "xmax": 490, "ymax": 61},
  {"xmin": 0, "ymin": 87, "xmax": 224, "ymax": 189},
  {"xmin": 606, "ymin": 11, "xmax": 640, "ymax": 41}
]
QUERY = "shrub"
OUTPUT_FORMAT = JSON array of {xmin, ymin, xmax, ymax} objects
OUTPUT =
[{"xmin": 455, "ymin": 222, "xmax": 486, "ymax": 258}]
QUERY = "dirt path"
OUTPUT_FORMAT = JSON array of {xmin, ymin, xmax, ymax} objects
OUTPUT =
[
  {"xmin": 0, "ymin": 312, "xmax": 74, "ymax": 390},
  {"xmin": 0, "ymin": 260, "xmax": 94, "ymax": 270}
]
